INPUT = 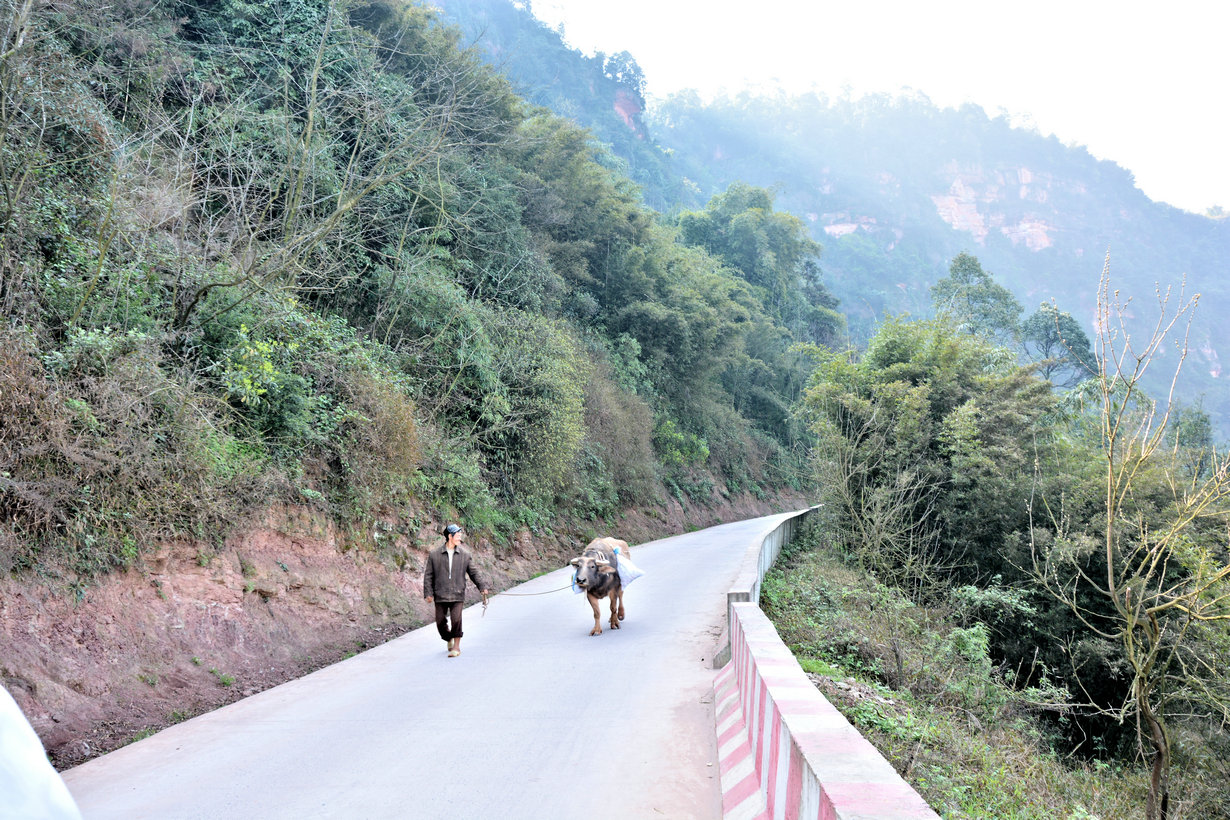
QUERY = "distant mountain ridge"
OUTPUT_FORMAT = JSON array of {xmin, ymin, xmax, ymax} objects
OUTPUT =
[
  {"xmin": 431, "ymin": 0, "xmax": 1230, "ymax": 433},
  {"xmin": 649, "ymin": 92, "xmax": 1230, "ymax": 429}
]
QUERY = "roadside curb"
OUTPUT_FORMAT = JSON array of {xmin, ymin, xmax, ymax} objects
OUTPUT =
[
  {"xmin": 714, "ymin": 662, "xmax": 769, "ymax": 820},
  {"xmin": 712, "ymin": 509, "xmax": 940, "ymax": 820}
]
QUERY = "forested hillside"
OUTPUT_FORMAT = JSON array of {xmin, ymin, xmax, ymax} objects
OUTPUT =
[
  {"xmin": 425, "ymin": 3, "xmax": 1230, "ymax": 817},
  {"xmin": 435, "ymin": 0, "xmax": 1230, "ymax": 437},
  {"xmin": 4, "ymin": 0, "xmax": 1228, "ymax": 814},
  {"xmin": 650, "ymin": 92, "xmax": 1230, "ymax": 434},
  {"xmin": 0, "ymin": 0, "xmax": 830, "ymax": 579},
  {"xmin": 426, "ymin": 0, "xmax": 690, "ymax": 212}
]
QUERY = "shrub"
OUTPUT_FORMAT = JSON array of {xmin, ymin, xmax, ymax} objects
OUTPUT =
[
  {"xmin": 0, "ymin": 329, "xmax": 87, "ymax": 570},
  {"xmin": 761, "ymin": 540, "xmax": 1150, "ymax": 819},
  {"xmin": 652, "ymin": 417, "xmax": 709, "ymax": 467},
  {"xmin": 560, "ymin": 441, "xmax": 618, "ymax": 520},
  {"xmin": 476, "ymin": 306, "xmax": 589, "ymax": 502},
  {"xmin": 580, "ymin": 357, "xmax": 658, "ymax": 506},
  {"xmin": 1, "ymin": 327, "xmax": 265, "ymax": 574},
  {"xmin": 336, "ymin": 367, "xmax": 422, "ymax": 486}
]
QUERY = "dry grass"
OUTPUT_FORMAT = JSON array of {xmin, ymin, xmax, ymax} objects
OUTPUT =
[
  {"xmin": 581, "ymin": 360, "xmax": 659, "ymax": 504},
  {"xmin": 762, "ymin": 537, "xmax": 1161, "ymax": 820},
  {"xmin": 0, "ymin": 327, "xmax": 266, "ymax": 574},
  {"xmin": 337, "ymin": 367, "xmax": 422, "ymax": 485},
  {"xmin": 0, "ymin": 330, "xmax": 94, "ymax": 564}
]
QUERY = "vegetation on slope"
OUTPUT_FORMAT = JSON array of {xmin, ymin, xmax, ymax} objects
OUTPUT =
[
  {"xmin": 426, "ymin": 0, "xmax": 693, "ymax": 212},
  {"xmin": 648, "ymin": 90, "xmax": 1230, "ymax": 434},
  {"xmin": 0, "ymin": 0, "xmax": 836, "ymax": 577},
  {"xmin": 4, "ymin": 1, "xmax": 1227, "ymax": 815},
  {"xmin": 790, "ymin": 257, "xmax": 1230, "ymax": 819},
  {"xmin": 763, "ymin": 523, "xmax": 1153, "ymax": 820},
  {"xmin": 427, "ymin": 1, "xmax": 1230, "ymax": 436}
]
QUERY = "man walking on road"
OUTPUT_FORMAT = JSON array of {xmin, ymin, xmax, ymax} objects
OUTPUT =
[{"xmin": 423, "ymin": 524, "xmax": 489, "ymax": 658}]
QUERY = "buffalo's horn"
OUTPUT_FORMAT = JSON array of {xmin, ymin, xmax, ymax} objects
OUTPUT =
[{"xmin": 595, "ymin": 558, "xmax": 610, "ymax": 566}]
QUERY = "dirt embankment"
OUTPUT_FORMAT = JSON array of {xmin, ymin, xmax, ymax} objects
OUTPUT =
[{"xmin": 1, "ymin": 492, "xmax": 806, "ymax": 769}]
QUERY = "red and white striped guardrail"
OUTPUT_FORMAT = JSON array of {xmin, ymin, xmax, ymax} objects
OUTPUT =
[{"xmin": 714, "ymin": 511, "xmax": 939, "ymax": 820}]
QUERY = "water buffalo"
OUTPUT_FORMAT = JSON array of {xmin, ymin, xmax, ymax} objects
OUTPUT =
[{"xmin": 570, "ymin": 537, "xmax": 630, "ymax": 636}]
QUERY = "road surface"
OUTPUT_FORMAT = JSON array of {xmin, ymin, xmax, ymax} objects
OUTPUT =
[{"xmin": 63, "ymin": 512, "xmax": 798, "ymax": 819}]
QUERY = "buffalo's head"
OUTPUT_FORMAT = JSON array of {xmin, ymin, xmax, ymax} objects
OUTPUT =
[{"xmin": 570, "ymin": 552, "xmax": 615, "ymax": 591}]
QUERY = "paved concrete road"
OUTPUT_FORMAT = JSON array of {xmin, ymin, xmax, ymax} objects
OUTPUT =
[{"xmin": 63, "ymin": 512, "xmax": 798, "ymax": 820}]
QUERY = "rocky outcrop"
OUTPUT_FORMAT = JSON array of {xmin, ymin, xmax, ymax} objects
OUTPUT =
[
  {"xmin": 929, "ymin": 164, "xmax": 1058, "ymax": 249},
  {"xmin": 614, "ymin": 88, "xmax": 645, "ymax": 137}
]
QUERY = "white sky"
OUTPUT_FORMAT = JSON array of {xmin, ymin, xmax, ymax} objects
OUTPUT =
[{"xmin": 527, "ymin": 0, "xmax": 1229, "ymax": 215}]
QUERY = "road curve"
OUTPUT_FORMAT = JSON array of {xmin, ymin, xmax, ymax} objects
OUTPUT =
[{"xmin": 63, "ymin": 512, "xmax": 801, "ymax": 820}]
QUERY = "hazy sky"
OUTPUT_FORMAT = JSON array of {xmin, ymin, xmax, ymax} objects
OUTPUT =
[{"xmin": 526, "ymin": 1, "xmax": 1228, "ymax": 215}]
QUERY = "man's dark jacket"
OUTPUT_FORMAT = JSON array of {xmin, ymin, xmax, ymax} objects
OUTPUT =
[{"xmin": 423, "ymin": 545, "xmax": 486, "ymax": 602}]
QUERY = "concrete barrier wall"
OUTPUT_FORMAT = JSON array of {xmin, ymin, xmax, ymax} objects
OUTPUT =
[{"xmin": 715, "ymin": 510, "xmax": 939, "ymax": 820}]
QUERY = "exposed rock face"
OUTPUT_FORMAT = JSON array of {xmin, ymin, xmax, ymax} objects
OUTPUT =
[
  {"xmin": 823, "ymin": 223, "xmax": 859, "ymax": 238},
  {"xmin": 1001, "ymin": 218, "xmax": 1053, "ymax": 250},
  {"xmin": 931, "ymin": 178, "xmax": 988, "ymax": 242},
  {"xmin": 1201, "ymin": 339, "xmax": 1223, "ymax": 378},
  {"xmin": 821, "ymin": 212, "xmax": 879, "ymax": 239},
  {"xmin": 819, "ymin": 163, "xmax": 1061, "ymax": 253},
  {"xmin": 929, "ymin": 164, "xmax": 1058, "ymax": 249},
  {"xmin": 614, "ymin": 88, "xmax": 645, "ymax": 137}
]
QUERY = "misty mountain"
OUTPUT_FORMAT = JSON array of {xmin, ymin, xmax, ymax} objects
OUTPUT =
[
  {"xmin": 432, "ymin": 0, "xmax": 1230, "ymax": 434},
  {"xmin": 427, "ymin": 0, "xmax": 690, "ymax": 211}
]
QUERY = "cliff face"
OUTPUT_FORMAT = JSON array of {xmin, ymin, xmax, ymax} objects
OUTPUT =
[
  {"xmin": 740, "ymin": 128, "xmax": 1229, "ymax": 432},
  {"xmin": 929, "ymin": 167, "xmax": 1056, "ymax": 250},
  {"xmin": 817, "ymin": 162, "xmax": 1070, "ymax": 251},
  {"xmin": 614, "ymin": 88, "xmax": 646, "ymax": 137}
]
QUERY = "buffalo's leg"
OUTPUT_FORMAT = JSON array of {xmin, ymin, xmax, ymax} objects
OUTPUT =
[
  {"xmin": 608, "ymin": 589, "xmax": 621, "ymax": 630},
  {"xmin": 615, "ymin": 587, "xmax": 625, "ymax": 622},
  {"xmin": 587, "ymin": 592, "xmax": 602, "ymax": 635}
]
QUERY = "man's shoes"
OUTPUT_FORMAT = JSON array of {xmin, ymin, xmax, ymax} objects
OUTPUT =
[{"xmin": 447, "ymin": 649, "xmax": 460, "ymax": 658}]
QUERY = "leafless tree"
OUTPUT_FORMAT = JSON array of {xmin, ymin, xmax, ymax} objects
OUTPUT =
[{"xmin": 1032, "ymin": 252, "xmax": 1230, "ymax": 820}]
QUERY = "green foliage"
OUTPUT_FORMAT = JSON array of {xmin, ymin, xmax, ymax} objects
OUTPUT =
[
  {"xmin": 601, "ymin": 332, "xmax": 653, "ymax": 396},
  {"xmin": 579, "ymin": 355, "xmax": 659, "ymax": 507},
  {"xmin": 1020, "ymin": 302, "xmax": 1096, "ymax": 387},
  {"xmin": 949, "ymin": 577, "xmax": 1038, "ymax": 631},
  {"xmin": 43, "ymin": 326, "xmax": 153, "ymax": 377},
  {"xmin": 803, "ymin": 311, "xmax": 1062, "ymax": 593},
  {"xmin": 428, "ymin": 0, "xmax": 689, "ymax": 210},
  {"xmin": 762, "ymin": 540, "xmax": 1151, "ymax": 820},
  {"xmin": 644, "ymin": 86, "xmax": 1230, "ymax": 439},
  {"xmin": 0, "ymin": 0, "xmax": 824, "ymax": 580},
  {"xmin": 930, "ymin": 252, "xmax": 1023, "ymax": 343},
  {"xmin": 678, "ymin": 182, "xmax": 843, "ymax": 347},
  {"xmin": 1029, "ymin": 269, "xmax": 1230, "ymax": 820},
  {"xmin": 929, "ymin": 622, "xmax": 1010, "ymax": 718},
  {"xmin": 208, "ymin": 668, "xmax": 235, "ymax": 687},
  {"xmin": 0, "ymin": 324, "xmax": 273, "ymax": 575},
  {"xmin": 477, "ymin": 307, "xmax": 588, "ymax": 502},
  {"xmin": 651, "ymin": 418, "xmax": 709, "ymax": 467}
]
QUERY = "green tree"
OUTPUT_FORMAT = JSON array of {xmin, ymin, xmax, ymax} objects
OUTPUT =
[
  {"xmin": 678, "ymin": 183, "xmax": 827, "ymax": 319},
  {"xmin": 930, "ymin": 252, "xmax": 1022, "ymax": 343},
  {"xmin": 802, "ymin": 315, "xmax": 1058, "ymax": 596},
  {"xmin": 1021, "ymin": 301, "xmax": 1096, "ymax": 387},
  {"xmin": 508, "ymin": 113, "xmax": 651, "ymax": 303},
  {"xmin": 602, "ymin": 50, "xmax": 645, "ymax": 102},
  {"xmin": 478, "ymin": 308, "xmax": 588, "ymax": 502}
]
